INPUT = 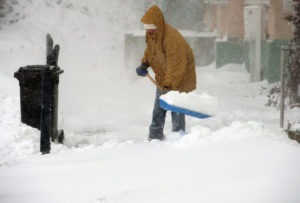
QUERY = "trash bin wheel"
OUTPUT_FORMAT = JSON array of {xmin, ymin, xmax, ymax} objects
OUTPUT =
[{"xmin": 57, "ymin": 130, "xmax": 64, "ymax": 144}]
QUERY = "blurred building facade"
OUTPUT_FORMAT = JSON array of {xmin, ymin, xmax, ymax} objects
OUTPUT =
[{"xmin": 204, "ymin": 0, "xmax": 293, "ymax": 82}]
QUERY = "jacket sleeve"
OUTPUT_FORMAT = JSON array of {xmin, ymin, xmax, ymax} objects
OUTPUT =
[{"xmin": 163, "ymin": 34, "xmax": 187, "ymax": 89}]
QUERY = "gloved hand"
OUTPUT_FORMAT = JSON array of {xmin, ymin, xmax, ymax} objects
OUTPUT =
[{"xmin": 136, "ymin": 63, "xmax": 149, "ymax": 77}]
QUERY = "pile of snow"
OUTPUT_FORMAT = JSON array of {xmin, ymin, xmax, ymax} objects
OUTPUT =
[
  {"xmin": 1, "ymin": 61, "xmax": 300, "ymax": 202},
  {"xmin": 160, "ymin": 91, "xmax": 218, "ymax": 116},
  {"xmin": 0, "ymin": 1, "xmax": 300, "ymax": 202}
]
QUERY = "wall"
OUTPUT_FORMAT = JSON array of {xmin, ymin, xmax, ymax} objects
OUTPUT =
[
  {"xmin": 164, "ymin": 0, "xmax": 205, "ymax": 32},
  {"xmin": 143, "ymin": 0, "xmax": 206, "ymax": 32},
  {"xmin": 226, "ymin": 0, "xmax": 245, "ymax": 38},
  {"xmin": 270, "ymin": 0, "xmax": 293, "ymax": 40},
  {"xmin": 205, "ymin": 0, "xmax": 293, "ymax": 83},
  {"xmin": 262, "ymin": 40, "xmax": 289, "ymax": 83}
]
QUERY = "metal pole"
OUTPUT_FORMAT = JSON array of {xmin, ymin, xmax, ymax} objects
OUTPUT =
[
  {"xmin": 50, "ymin": 67, "xmax": 64, "ymax": 142},
  {"xmin": 46, "ymin": 34, "xmax": 53, "ymax": 59},
  {"xmin": 280, "ymin": 48, "xmax": 285, "ymax": 128},
  {"xmin": 40, "ymin": 66, "xmax": 51, "ymax": 154}
]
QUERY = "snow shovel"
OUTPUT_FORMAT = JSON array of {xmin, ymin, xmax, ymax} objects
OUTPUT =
[{"xmin": 146, "ymin": 73, "xmax": 218, "ymax": 119}]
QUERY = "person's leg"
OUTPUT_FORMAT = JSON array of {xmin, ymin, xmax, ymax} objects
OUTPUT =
[
  {"xmin": 171, "ymin": 112, "xmax": 185, "ymax": 132},
  {"xmin": 149, "ymin": 88, "xmax": 166, "ymax": 140}
]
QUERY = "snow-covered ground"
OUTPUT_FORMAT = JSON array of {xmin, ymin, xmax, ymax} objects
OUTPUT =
[{"xmin": 1, "ymin": 1, "xmax": 300, "ymax": 203}]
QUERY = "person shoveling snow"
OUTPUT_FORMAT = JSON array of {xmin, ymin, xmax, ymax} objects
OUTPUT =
[{"xmin": 135, "ymin": 5, "xmax": 197, "ymax": 141}]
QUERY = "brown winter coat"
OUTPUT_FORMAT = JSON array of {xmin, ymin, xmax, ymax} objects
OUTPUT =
[{"xmin": 141, "ymin": 5, "xmax": 196, "ymax": 92}]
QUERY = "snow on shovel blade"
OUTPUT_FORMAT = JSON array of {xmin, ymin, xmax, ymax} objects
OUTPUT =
[
  {"xmin": 159, "ymin": 91, "xmax": 218, "ymax": 119},
  {"xmin": 159, "ymin": 99, "xmax": 212, "ymax": 118}
]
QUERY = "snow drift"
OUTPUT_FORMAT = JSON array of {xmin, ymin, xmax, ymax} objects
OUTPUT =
[{"xmin": 0, "ymin": 1, "xmax": 300, "ymax": 203}]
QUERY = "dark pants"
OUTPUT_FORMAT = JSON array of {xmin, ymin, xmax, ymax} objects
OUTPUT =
[{"xmin": 149, "ymin": 88, "xmax": 185, "ymax": 140}]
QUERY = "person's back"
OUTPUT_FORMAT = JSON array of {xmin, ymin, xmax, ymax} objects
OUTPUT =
[{"xmin": 162, "ymin": 22, "xmax": 196, "ymax": 92}]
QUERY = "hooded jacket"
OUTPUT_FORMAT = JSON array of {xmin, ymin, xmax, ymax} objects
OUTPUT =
[{"xmin": 141, "ymin": 5, "xmax": 196, "ymax": 92}]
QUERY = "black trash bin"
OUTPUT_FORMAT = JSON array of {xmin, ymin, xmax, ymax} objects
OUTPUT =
[{"xmin": 14, "ymin": 65, "xmax": 64, "ymax": 146}]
